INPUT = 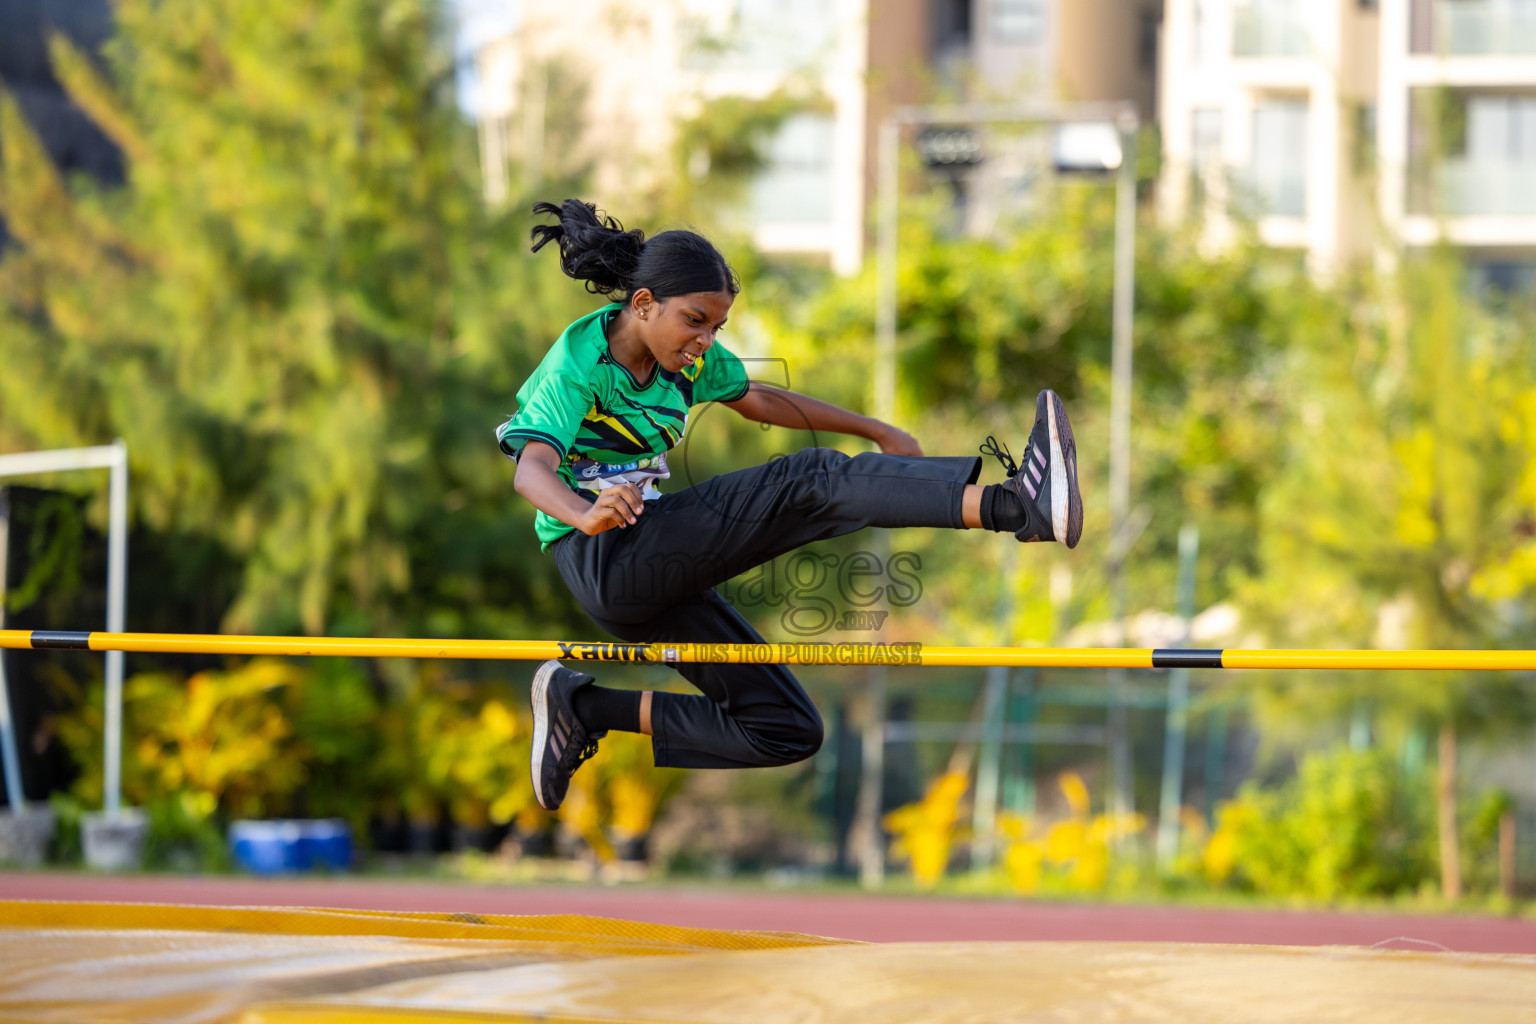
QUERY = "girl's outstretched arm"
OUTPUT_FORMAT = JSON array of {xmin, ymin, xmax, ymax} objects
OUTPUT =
[{"xmin": 723, "ymin": 383, "xmax": 922, "ymax": 456}]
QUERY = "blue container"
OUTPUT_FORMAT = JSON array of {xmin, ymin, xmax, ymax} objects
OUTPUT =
[
  {"xmin": 230, "ymin": 819, "xmax": 352, "ymax": 874},
  {"xmin": 296, "ymin": 818, "xmax": 352, "ymax": 871},
  {"xmin": 229, "ymin": 820, "xmax": 301, "ymax": 875}
]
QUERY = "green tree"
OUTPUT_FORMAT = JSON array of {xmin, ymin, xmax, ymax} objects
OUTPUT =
[
  {"xmin": 0, "ymin": 0, "xmax": 595, "ymax": 638},
  {"xmin": 1237, "ymin": 249, "xmax": 1536, "ymax": 899}
]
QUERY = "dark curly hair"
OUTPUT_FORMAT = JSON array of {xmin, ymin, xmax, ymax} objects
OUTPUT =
[{"xmin": 529, "ymin": 199, "xmax": 740, "ymax": 302}]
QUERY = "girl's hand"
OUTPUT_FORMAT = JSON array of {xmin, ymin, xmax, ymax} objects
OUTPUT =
[
  {"xmin": 578, "ymin": 482, "xmax": 646, "ymax": 534},
  {"xmin": 873, "ymin": 423, "xmax": 924, "ymax": 457}
]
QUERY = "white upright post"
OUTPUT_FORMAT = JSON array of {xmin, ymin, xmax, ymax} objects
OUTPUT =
[
  {"xmin": 875, "ymin": 117, "xmax": 899, "ymax": 429},
  {"xmin": 1157, "ymin": 525, "xmax": 1200, "ymax": 869},
  {"xmin": 853, "ymin": 118, "xmax": 901, "ymax": 890},
  {"xmin": 970, "ymin": 664, "xmax": 1010, "ymax": 869},
  {"xmin": 0, "ymin": 443, "xmax": 130, "ymax": 816},
  {"xmin": 0, "ymin": 490, "xmax": 25, "ymax": 811},
  {"xmin": 104, "ymin": 440, "xmax": 129, "ymax": 815},
  {"xmin": 972, "ymin": 544, "xmax": 1017, "ymax": 871}
]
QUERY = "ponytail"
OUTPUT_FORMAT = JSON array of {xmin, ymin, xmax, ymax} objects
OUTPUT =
[
  {"xmin": 529, "ymin": 199, "xmax": 643, "ymax": 296},
  {"xmin": 530, "ymin": 199, "xmax": 740, "ymax": 302}
]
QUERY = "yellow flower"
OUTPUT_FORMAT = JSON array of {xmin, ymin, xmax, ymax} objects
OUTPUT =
[
  {"xmin": 1005, "ymin": 840, "xmax": 1044, "ymax": 894},
  {"xmin": 1204, "ymin": 825, "xmax": 1239, "ymax": 883},
  {"xmin": 1045, "ymin": 820, "xmax": 1087, "ymax": 864},
  {"xmin": 883, "ymin": 771, "xmax": 971, "ymax": 890},
  {"xmin": 1059, "ymin": 771, "xmax": 1090, "ymax": 818}
]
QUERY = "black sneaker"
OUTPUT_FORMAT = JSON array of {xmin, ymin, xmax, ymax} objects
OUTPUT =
[
  {"xmin": 980, "ymin": 389, "xmax": 1083, "ymax": 548},
  {"xmin": 529, "ymin": 660, "xmax": 605, "ymax": 811}
]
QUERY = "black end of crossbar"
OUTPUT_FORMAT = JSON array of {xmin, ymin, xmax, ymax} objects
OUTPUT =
[
  {"xmin": 31, "ymin": 631, "xmax": 91, "ymax": 650},
  {"xmin": 1152, "ymin": 649, "xmax": 1224, "ymax": 669}
]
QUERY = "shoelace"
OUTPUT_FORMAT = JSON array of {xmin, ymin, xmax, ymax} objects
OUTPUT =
[
  {"xmin": 980, "ymin": 435, "xmax": 1019, "ymax": 479},
  {"xmin": 559, "ymin": 735, "xmax": 602, "ymax": 774}
]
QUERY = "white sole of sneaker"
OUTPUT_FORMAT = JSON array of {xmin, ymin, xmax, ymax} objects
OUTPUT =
[
  {"xmin": 1047, "ymin": 394, "xmax": 1068, "ymax": 542},
  {"xmin": 529, "ymin": 660, "xmax": 559, "ymax": 811}
]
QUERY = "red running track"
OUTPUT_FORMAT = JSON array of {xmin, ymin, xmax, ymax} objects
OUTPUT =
[{"xmin": 4, "ymin": 872, "xmax": 1534, "ymax": 953}]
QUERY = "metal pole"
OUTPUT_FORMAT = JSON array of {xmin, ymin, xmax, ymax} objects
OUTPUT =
[
  {"xmin": 1156, "ymin": 524, "xmax": 1199, "ymax": 869},
  {"xmin": 1106, "ymin": 117, "xmax": 1139, "ymax": 820},
  {"xmin": 971, "ymin": 545, "xmax": 1017, "ymax": 870},
  {"xmin": 851, "ymin": 118, "xmax": 902, "ymax": 890},
  {"xmin": 1204, "ymin": 703, "xmax": 1229, "ymax": 821},
  {"xmin": 970, "ymin": 664, "xmax": 1010, "ymax": 869},
  {"xmin": 874, "ymin": 118, "xmax": 899, "ymax": 423},
  {"xmin": 103, "ymin": 440, "xmax": 128, "ymax": 816},
  {"xmin": 1008, "ymin": 668, "xmax": 1038, "ymax": 815},
  {"xmin": 854, "ymin": 661, "xmax": 887, "ymax": 888},
  {"xmin": 0, "ymin": 489, "xmax": 25, "ymax": 812}
]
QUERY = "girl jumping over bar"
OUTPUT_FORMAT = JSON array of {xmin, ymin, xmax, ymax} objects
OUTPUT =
[{"xmin": 499, "ymin": 199, "xmax": 1083, "ymax": 810}]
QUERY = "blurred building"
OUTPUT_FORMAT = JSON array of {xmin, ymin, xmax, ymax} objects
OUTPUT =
[
  {"xmin": 467, "ymin": 0, "xmax": 1161, "ymax": 274},
  {"xmin": 1161, "ymin": 0, "xmax": 1536, "ymax": 286}
]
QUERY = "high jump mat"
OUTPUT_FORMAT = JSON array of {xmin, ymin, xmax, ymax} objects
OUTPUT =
[{"xmin": 0, "ymin": 900, "xmax": 1533, "ymax": 1022}]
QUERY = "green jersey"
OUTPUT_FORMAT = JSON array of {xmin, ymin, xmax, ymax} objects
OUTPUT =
[{"xmin": 496, "ymin": 303, "xmax": 751, "ymax": 550}]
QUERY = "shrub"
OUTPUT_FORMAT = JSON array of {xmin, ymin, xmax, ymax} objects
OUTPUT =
[{"xmin": 1207, "ymin": 746, "xmax": 1437, "ymax": 900}]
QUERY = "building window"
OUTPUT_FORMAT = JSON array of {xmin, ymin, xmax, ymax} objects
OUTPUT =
[
  {"xmin": 1353, "ymin": 102, "xmax": 1378, "ymax": 175},
  {"xmin": 1466, "ymin": 93, "xmax": 1536, "ymax": 160},
  {"xmin": 750, "ymin": 113, "xmax": 836, "ymax": 226},
  {"xmin": 1233, "ymin": 0, "xmax": 1309, "ymax": 57},
  {"xmin": 1192, "ymin": 108, "xmax": 1224, "ymax": 164},
  {"xmin": 682, "ymin": 0, "xmax": 839, "ymax": 71},
  {"xmin": 1190, "ymin": 107, "xmax": 1224, "ymax": 210},
  {"xmin": 1468, "ymin": 259, "xmax": 1536, "ymax": 299},
  {"xmin": 1193, "ymin": 109, "xmax": 1224, "ymax": 161},
  {"xmin": 1139, "ymin": 9, "xmax": 1161, "ymax": 74},
  {"xmin": 1432, "ymin": 0, "xmax": 1536, "ymax": 56},
  {"xmin": 932, "ymin": 0, "xmax": 974, "ymax": 52},
  {"xmin": 953, "ymin": 0, "xmax": 973, "ymax": 41},
  {"xmin": 1193, "ymin": 0, "xmax": 1221, "ymax": 64},
  {"xmin": 990, "ymin": 0, "xmax": 1045, "ymax": 45},
  {"xmin": 1246, "ymin": 98, "xmax": 1308, "ymax": 217},
  {"xmin": 1431, "ymin": 93, "xmax": 1536, "ymax": 216}
]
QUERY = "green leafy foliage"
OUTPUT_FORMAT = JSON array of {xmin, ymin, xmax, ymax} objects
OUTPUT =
[
  {"xmin": 393, "ymin": 669, "xmax": 535, "ymax": 828},
  {"xmin": 1205, "ymin": 747, "xmax": 1437, "ymax": 900},
  {"xmin": 49, "ymin": 658, "xmax": 557, "ymax": 866},
  {"xmin": 0, "ymin": 0, "xmax": 597, "ymax": 639},
  {"xmin": 51, "ymin": 660, "xmax": 309, "ymax": 818},
  {"xmin": 4, "ymin": 494, "xmax": 84, "ymax": 615}
]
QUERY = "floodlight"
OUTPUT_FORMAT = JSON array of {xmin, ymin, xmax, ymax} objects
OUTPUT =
[
  {"xmin": 1053, "ymin": 121, "xmax": 1123, "ymax": 174},
  {"xmin": 916, "ymin": 127, "xmax": 983, "ymax": 168}
]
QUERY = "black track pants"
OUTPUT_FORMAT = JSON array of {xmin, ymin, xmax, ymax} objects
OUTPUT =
[{"xmin": 551, "ymin": 447, "xmax": 982, "ymax": 769}]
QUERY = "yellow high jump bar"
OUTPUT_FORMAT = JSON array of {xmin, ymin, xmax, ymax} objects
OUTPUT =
[{"xmin": 1, "ymin": 629, "xmax": 1534, "ymax": 670}]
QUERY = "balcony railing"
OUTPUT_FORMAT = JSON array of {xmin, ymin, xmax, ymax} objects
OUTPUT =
[
  {"xmin": 1433, "ymin": 1, "xmax": 1536, "ymax": 55},
  {"xmin": 1232, "ymin": 3, "xmax": 1310, "ymax": 57},
  {"xmin": 1437, "ymin": 159, "xmax": 1536, "ymax": 215}
]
